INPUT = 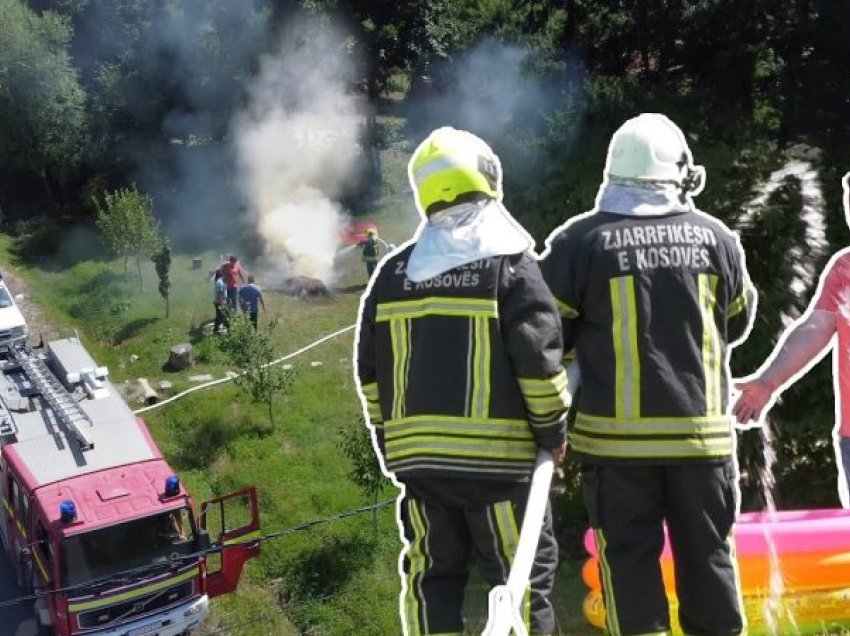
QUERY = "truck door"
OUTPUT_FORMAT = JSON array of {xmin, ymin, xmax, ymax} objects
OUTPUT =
[{"xmin": 199, "ymin": 487, "xmax": 260, "ymax": 598}]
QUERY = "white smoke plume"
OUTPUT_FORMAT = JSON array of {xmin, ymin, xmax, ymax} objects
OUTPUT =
[{"xmin": 233, "ymin": 18, "xmax": 364, "ymax": 283}]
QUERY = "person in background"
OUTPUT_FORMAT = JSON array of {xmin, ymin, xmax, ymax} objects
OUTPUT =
[
  {"xmin": 541, "ymin": 113, "xmax": 756, "ymax": 636},
  {"xmin": 212, "ymin": 269, "xmax": 228, "ymax": 334},
  {"xmin": 734, "ymin": 171, "xmax": 850, "ymax": 507},
  {"xmin": 356, "ymin": 127, "xmax": 570, "ymax": 636},
  {"xmin": 358, "ymin": 228, "xmax": 389, "ymax": 278},
  {"xmin": 238, "ymin": 274, "xmax": 266, "ymax": 329},
  {"xmin": 220, "ymin": 254, "xmax": 244, "ymax": 310}
]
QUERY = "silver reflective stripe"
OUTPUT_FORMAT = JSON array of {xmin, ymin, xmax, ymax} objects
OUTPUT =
[
  {"xmin": 699, "ymin": 274, "xmax": 722, "ymax": 416},
  {"xmin": 384, "ymin": 417, "xmax": 530, "ymax": 439},
  {"xmin": 472, "ymin": 316, "xmax": 490, "ymax": 418},
  {"xmin": 413, "ymin": 154, "xmax": 478, "ymax": 186},
  {"xmin": 376, "ymin": 297, "xmax": 497, "ymax": 321},
  {"xmin": 574, "ymin": 413, "xmax": 729, "ymax": 436},
  {"xmin": 569, "ymin": 434, "xmax": 733, "ymax": 458},
  {"xmin": 610, "ymin": 276, "xmax": 640, "ymax": 419}
]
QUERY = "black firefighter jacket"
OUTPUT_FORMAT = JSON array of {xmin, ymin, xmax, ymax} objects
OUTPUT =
[
  {"xmin": 356, "ymin": 246, "xmax": 569, "ymax": 483},
  {"xmin": 541, "ymin": 208, "xmax": 756, "ymax": 463}
]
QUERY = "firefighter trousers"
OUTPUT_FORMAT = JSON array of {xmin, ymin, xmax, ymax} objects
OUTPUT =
[
  {"xmin": 399, "ymin": 478, "xmax": 558, "ymax": 635},
  {"xmin": 581, "ymin": 461, "xmax": 744, "ymax": 636}
]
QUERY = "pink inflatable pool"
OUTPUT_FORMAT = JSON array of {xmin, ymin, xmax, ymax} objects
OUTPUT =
[{"xmin": 584, "ymin": 509, "xmax": 850, "ymax": 558}]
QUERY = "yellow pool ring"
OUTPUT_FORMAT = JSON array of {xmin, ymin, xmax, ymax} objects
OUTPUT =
[
  {"xmin": 583, "ymin": 588, "xmax": 850, "ymax": 635},
  {"xmin": 583, "ymin": 551, "xmax": 850, "ymax": 595}
]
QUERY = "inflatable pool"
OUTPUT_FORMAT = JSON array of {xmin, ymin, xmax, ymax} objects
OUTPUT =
[
  {"xmin": 584, "ymin": 509, "xmax": 850, "ymax": 558},
  {"xmin": 582, "ymin": 509, "xmax": 850, "ymax": 632},
  {"xmin": 583, "ymin": 550, "xmax": 850, "ymax": 593},
  {"xmin": 583, "ymin": 588, "xmax": 850, "ymax": 635}
]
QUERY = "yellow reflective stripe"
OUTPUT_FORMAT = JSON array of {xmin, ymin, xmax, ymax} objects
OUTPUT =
[
  {"xmin": 699, "ymin": 274, "xmax": 722, "ymax": 416},
  {"xmin": 727, "ymin": 290, "xmax": 748, "ymax": 318},
  {"xmin": 387, "ymin": 438, "xmax": 537, "ymax": 460},
  {"xmin": 555, "ymin": 297, "xmax": 579, "ymax": 319},
  {"xmin": 33, "ymin": 551, "xmax": 50, "ymax": 582},
  {"xmin": 376, "ymin": 297, "xmax": 497, "ymax": 322},
  {"xmin": 404, "ymin": 499, "xmax": 429, "ymax": 636},
  {"xmin": 68, "ymin": 567, "xmax": 200, "ymax": 612},
  {"xmin": 470, "ymin": 316, "xmax": 491, "ymax": 418},
  {"xmin": 569, "ymin": 434, "xmax": 732, "ymax": 458},
  {"xmin": 390, "ymin": 319, "xmax": 410, "ymax": 420},
  {"xmin": 524, "ymin": 394, "xmax": 570, "ymax": 413},
  {"xmin": 575, "ymin": 413, "xmax": 729, "ymax": 436},
  {"xmin": 366, "ymin": 402, "xmax": 382, "ymax": 422},
  {"xmin": 610, "ymin": 277, "xmax": 640, "ymax": 420},
  {"xmin": 223, "ymin": 530, "xmax": 261, "ymax": 546},
  {"xmin": 2, "ymin": 497, "xmax": 25, "ymax": 536},
  {"xmin": 1, "ymin": 498, "xmax": 24, "ymax": 536},
  {"xmin": 596, "ymin": 530, "xmax": 621, "ymax": 635},
  {"xmin": 385, "ymin": 417, "xmax": 531, "ymax": 439},
  {"xmin": 517, "ymin": 370, "xmax": 568, "ymax": 396},
  {"xmin": 361, "ymin": 382, "xmax": 379, "ymax": 400}
]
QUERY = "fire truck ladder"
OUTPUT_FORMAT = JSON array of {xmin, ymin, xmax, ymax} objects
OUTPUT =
[{"xmin": 12, "ymin": 346, "xmax": 94, "ymax": 451}]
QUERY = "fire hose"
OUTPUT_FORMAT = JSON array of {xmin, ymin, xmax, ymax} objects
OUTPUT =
[
  {"xmin": 133, "ymin": 323, "xmax": 355, "ymax": 415},
  {"xmin": 482, "ymin": 449, "xmax": 555, "ymax": 636},
  {"xmin": 482, "ymin": 361, "xmax": 580, "ymax": 636}
]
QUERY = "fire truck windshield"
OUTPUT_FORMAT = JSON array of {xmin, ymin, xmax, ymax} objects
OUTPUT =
[{"xmin": 60, "ymin": 508, "xmax": 196, "ymax": 587}]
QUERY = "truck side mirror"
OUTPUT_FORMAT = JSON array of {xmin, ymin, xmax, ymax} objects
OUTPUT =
[{"xmin": 196, "ymin": 528, "xmax": 211, "ymax": 552}]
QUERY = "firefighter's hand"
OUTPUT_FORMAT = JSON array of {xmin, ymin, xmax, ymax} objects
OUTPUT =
[
  {"xmin": 732, "ymin": 379, "xmax": 774, "ymax": 425},
  {"xmin": 552, "ymin": 440, "xmax": 568, "ymax": 466}
]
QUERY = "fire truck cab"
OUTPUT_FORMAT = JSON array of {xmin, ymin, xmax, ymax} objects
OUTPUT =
[{"xmin": 0, "ymin": 338, "xmax": 260, "ymax": 635}]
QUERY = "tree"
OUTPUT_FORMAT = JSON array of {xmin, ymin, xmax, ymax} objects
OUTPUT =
[
  {"xmin": 151, "ymin": 238, "xmax": 171, "ymax": 318},
  {"xmin": 217, "ymin": 315, "xmax": 294, "ymax": 427},
  {"xmin": 0, "ymin": 0, "xmax": 88, "ymax": 208},
  {"xmin": 339, "ymin": 414, "xmax": 387, "ymax": 536},
  {"xmin": 94, "ymin": 185, "xmax": 161, "ymax": 288}
]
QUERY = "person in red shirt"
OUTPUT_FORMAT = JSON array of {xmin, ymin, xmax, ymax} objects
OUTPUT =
[
  {"xmin": 734, "ymin": 171, "xmax": 850, "ymax": 507},
  {"xmin": 220, "ymin": 254, "xmax": 244, "ymax": 310}
]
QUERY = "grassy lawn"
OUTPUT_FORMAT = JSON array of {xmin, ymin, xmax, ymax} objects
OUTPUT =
[{"xmin": 0, "ymin": 152, "xmax": 601, "ymax": 635}]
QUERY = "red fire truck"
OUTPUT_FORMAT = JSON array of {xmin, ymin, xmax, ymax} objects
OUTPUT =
[{"xmin": 0, "ymin": 338, "xmax": 260, "ymax": 635}]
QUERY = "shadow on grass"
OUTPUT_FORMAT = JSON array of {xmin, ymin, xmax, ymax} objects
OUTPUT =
[
  {"xmin": 114, "ymin": 317, "xmax": 158, "ymax": 344},
  {"xmin": 281, "ymin": 535, "xmax": 379, "ymax": 603},
  {"xmin": 174, "ymin": 414, "xmax": 273, "ymax": 469}
]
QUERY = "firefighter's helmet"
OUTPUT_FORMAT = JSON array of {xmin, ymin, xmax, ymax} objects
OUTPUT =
[
  {"xmin": 605, "ymin": 113, "xmax": 705, "ymax": 195},
  {"xmin": 409, "ymin": 127, "xmax": 502, "ymax": 214},
  {"xmin": 366, "ymin": 228, "xmax": 377, "ymax": 238}
]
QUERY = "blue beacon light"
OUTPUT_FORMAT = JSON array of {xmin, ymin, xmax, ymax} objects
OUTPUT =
[
  {"xmin": 165, "ymin": 475, "xmax": 180, "ymax": 497},
  {"xmin": 59, "ymin": 500, "xmax": 77, "ymax": 524}
]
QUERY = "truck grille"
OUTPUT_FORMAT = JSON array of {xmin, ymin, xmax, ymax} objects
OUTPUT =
[{"xmin": 77, "ymin": 580, "xmax": 193, "ymax": 630}]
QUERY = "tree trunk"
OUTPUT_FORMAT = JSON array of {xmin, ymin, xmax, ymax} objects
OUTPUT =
[
  {"xmin": 40, "ymin": 168, "xmax": 58, "ymax": 212},
  {"xmin": 136, "ymin": 257, "xmax": 144, "ymax": 290},
  {"xmin": 165, "ymin": 294, "xmax": 170, "ymax": 319}
]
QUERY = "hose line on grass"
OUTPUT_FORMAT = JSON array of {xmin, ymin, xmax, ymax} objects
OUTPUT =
[{"xmin": 133, "ymin": 323, "xmax": 356, "ymax": 415}]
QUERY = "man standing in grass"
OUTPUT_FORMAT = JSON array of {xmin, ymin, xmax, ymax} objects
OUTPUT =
[
  {"xmin": 221, "ymin": 254, "xmax": 244, "ymax": 310},
  {"xmin": 355, "ymin": 127, "xmax": 570, "ymax": 636},
  {"xmin": 238, "ymin": 274, "xmax": 265, "ymax": 329}
]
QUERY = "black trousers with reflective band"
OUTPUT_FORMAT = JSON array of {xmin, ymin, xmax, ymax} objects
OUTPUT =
[
  {"xmin": 581, "ymin": 462, "xmax": 745, "ymax": 636},
  {"xmin": 399, "ymin": 479, "xmax": 558, "ymax": 635}
]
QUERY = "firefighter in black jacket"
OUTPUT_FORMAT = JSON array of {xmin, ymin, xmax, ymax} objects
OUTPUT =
[
  {"xmin": 356, "ymin": 127, "xmax": 570, "ymax": 636},
  {"xmin": 541, "ymin": 114, "xmax": 756, "ymax": 636}
]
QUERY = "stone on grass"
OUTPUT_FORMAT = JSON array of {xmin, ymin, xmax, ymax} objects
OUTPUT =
[
  {"xmin": 188, "ymin": 373, "xmax": 214, "ymax": 382},
  {"xmin": 158, "ymin": 380, "xmax": 173, "ymax": 391},
  {"xmin": 169, "ymin": 344, "xmax": 193, "ymax": 370}
]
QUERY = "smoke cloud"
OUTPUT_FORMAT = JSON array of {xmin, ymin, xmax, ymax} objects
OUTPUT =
[{"xmin": 232, "ymin": 18, "xmax": 364, "ymax": 283}]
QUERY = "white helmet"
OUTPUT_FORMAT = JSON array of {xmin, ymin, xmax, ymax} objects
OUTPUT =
[{"xmin": 605, "ymin": 113, "xmax": 705, "ymax": 195}]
